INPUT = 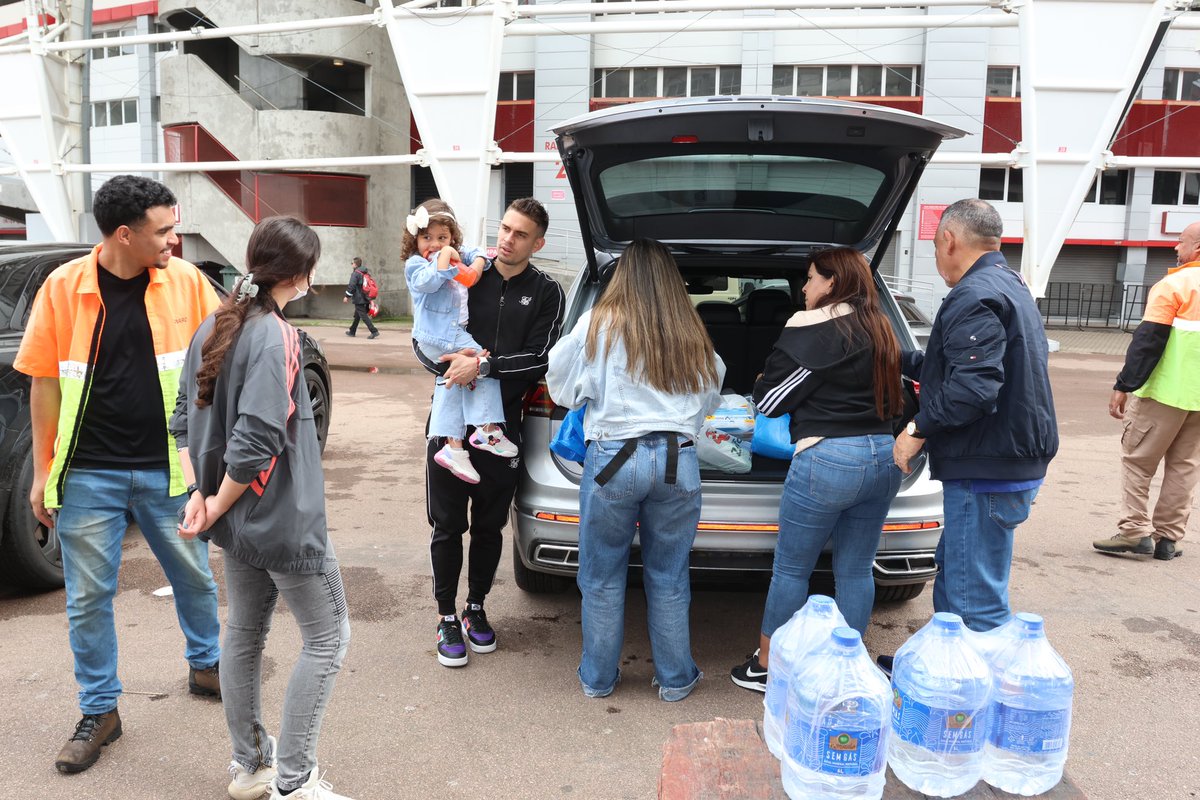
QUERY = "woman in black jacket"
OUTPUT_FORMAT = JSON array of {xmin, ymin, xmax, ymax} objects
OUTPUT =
[{"xmin": 731, "ymin": 247, "xmax": 904, "ymax": 692}]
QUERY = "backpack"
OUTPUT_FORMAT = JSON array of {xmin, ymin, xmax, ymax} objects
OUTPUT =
[{"xmin": 359, "ymin": 270, "xmax": 379, "ymax": 300}]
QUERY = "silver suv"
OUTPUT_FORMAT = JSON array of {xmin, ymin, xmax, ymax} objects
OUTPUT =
[{"xmin": 511, "ymin": 97, "xmax": 963, "ymax": 602}]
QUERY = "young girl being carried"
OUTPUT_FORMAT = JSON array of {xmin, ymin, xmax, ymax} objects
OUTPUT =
[{"xmin": 404, "ymin": 198, "xmax": 517, "ymax": 484}]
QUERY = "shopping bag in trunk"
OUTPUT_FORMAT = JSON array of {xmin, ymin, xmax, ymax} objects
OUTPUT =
[
  {"xmin": 751, "ymin": 412, "xmax": 793, "ymax": 460},
  {"xmin": 697, "ymin": 423, "xmax": 752, "ymax": 474}
]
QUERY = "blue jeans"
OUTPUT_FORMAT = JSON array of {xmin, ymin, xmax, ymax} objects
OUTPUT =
[
  {"xmin": 761, "ymin": 435, "xmax": 901, "ymax": 637},
  {"xmin": 222, "ymin": 553, "xmax": 351, "ymax": 792},
  {"xmin": 418, "ymin": 335, "xmax": 505, "ymax": 439},
  {"xmin": 55, "ymin": 468, "xmax": 220, "ymax": 714},
  {"xmin": 577, "ymin": 435, "xmax": 703, "ymax": 702},
  {"xmin": 934, "ymin": 481, "xmax": 1039, "ymax": 632}
]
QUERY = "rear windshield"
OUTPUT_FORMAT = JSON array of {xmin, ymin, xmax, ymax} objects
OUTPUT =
[{"xmin": 598, "ymin": 154, "xmax": 887, "ymax": 240}]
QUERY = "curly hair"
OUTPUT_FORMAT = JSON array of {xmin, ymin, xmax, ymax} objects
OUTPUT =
[
  {"xmin": 93, "ymin": 175, "xmax": 176, "ymax": 237},
  {"xmin": 194, "ymin": 216, "xmax": 321, "ymax": 407},
  {"xmin": 400, "ymin": 198, "xmax": 464, "ymax": 260}
]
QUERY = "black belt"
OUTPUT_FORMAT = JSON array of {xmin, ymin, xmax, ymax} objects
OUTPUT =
[{"xmin": 593, "ymin": 434, "xmax": 692, "ymax": 487}]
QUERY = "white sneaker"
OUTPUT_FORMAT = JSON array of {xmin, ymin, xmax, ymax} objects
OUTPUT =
[
  {"xmin": 469, "ymin": 427, "xmax": 519, "ymax": 458},
  {"xmin": 434, "ymin": 444, "xmax": 481, "ymax": 484},
  {"xmin": 270, "ymin": 766, "xmax": 354, "ymax": 800},
  {"xmin": 228, "ymin": 735, "xmax": 276, "ymax": 799}
]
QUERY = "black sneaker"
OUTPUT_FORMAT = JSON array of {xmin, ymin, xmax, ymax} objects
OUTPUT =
[
  {"xmin": 1155, "ymin": 539, "xmax": 1183, "ymax": 561},
  {"xmin": 730, "ymin": 649, "xmax": 768, "ymax": 693},
  {"xmin": 368, "ymin": 331, "xmax": 380, "ymax": 340},
  {"xmin": 876, "ymin": 655, "xmax": 894, "ymax": 679},
  {"xmin": 436, "ymin": 616, "xmax": 468, "ymax": 668},
  {"xmin": 461, "ymin": 604, "xmax": 497, "ymax": 653}
]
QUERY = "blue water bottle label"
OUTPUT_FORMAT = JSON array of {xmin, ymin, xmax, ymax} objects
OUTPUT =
[
  {"xmin": 991, "ymin": 704, "xmax": 1069, "ymax": 754},
  {"xmin": 811, "ymin": 724, "xmax": 888, "ymax": 777},
  {"xmin": 891, "ymin": 687, "xmax": 984, "ymax": 754}
]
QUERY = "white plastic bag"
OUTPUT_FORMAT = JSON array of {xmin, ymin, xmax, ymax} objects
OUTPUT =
[
  {"xmin": 696, "ymin": 423, "xmax": 752, "ymax": 474},
  {"xmin": 705, "ymin": 392, "xmax": 755, "ymax": 438}
]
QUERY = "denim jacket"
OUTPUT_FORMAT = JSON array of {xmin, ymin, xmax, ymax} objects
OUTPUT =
[
  {"xmin": 405, "ymin": 246, "xmax": 485, "ymax": 352},
  {"xmin": 546, "ymin": 309, "xmax": 725, "ymax": 442}
]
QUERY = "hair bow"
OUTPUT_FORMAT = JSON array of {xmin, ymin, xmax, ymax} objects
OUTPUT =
[
  {"xmin": 234, "ymin": 273, "xmax": 259, "ymax": 304},
  {"xmin": 406, "ymin": 206, "xmax": 457, "ymax": 236}
]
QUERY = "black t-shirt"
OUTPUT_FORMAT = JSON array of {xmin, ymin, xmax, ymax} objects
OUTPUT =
[{"xmin": 71, "ymin": 268, "xmax": 168, "ymax": 469}]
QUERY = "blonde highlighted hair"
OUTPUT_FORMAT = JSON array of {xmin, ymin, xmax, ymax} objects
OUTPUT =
[{"xmin": 586, "ymin": 239, "xmax": 719, "ymax": 395}]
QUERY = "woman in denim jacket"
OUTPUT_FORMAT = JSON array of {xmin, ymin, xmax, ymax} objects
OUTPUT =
[
  {"xmin": 404, "ymin": 198, "xmax": 517, "ymax": 484},
  {"xmin": 546, "ymin": 238, "xmax": 724, "ymax": 701}
]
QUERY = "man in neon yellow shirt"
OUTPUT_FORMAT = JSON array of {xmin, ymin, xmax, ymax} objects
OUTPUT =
[{"xmin": 1095, "ymin": 221, "xmax": 1200, "ymax": 562}]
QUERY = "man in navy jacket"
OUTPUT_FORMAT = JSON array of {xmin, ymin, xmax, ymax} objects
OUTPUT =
[{"xmin": 893, "ymin": 199, "xmax": 1058, "ymax": 632}]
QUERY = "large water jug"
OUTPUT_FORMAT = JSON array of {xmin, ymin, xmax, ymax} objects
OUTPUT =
[
  {"xmin": 764, "ymin": 595, "xmax": 847, "ymax": 758},
  {"xmin": 983, "ymin": 613, "xmax": 1074, "ymax": 796},
  {"xmin": 889, "ymin": 612, "xmax": 993, "ymax": 797},
  {"xmin": 781, "ymin": 627, "xmax": 892, "ymax": 800}
]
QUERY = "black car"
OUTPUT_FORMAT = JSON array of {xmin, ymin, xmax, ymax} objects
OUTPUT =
[{"xmin": 0, "ymin": 243, "xmax": 333, "ymax": 591}]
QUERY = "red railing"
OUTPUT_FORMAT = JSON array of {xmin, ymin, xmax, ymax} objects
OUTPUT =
[
  {"xmin": 410, "ymin": 99, "xmax": 535, "ymax": 153},
  {"xmin": 163, "ymin": 124, "xmax": 367, "ymax": 227}
]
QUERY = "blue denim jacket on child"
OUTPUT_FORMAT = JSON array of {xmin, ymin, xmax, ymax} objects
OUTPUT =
[
  {"xmin": 405, "ymin": 246, "xmax": 485, "ymax": 352},
  {"xmin": 546, "ymin": 309, "xmax": 726, "ymax": 442}
]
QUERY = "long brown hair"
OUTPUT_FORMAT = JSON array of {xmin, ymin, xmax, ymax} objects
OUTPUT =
[
  {"xmin": 194, "ymin": 216, "xmax": 321, "ymax": 407},
  {"xmin": 586, "ymin": 239, "xmax": 718, "ymax": 394},
  {"xmin": 400, "ymin": 198, "xmax": 464, "ymax": 260},
  {"xmin": 808, "ymin": 247, "xmax": 903, "ymax": 420}
]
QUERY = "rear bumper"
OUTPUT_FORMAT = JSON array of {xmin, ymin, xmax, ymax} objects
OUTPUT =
[{"xmin": 511, "ymin": 506, "xmax": 940, "ymax": 586}]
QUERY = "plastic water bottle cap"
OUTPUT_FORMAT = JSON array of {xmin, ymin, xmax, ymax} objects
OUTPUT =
[
  {"xmin": 1015, "ymin": 612, "xmax": 1044, "ymax": 626},
  {"xmin": 932, "ymin": 611, "xmax": 964, "ymax": 630},
  {"xmin": 832, "ymin": 626, "xmax": 860, "ymax": 648},
  {"xmin": 1015, "ymin": 612, "xmax": 1044, "ymax": 635}
]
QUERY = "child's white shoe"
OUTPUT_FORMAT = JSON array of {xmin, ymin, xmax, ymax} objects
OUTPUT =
[
  {"xmin": 469, "ymin": 428, "xmax": 519, "ymax": 458},
  {"xmin": 434, "ymin": 444, "xmax": 481, "ymax": 484}
]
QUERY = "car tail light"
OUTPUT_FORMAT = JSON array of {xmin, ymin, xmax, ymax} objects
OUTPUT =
[
  {"xmin": 881, "ymin": 520, "xmax": 940, "ymax": 532},
  {"xmin": 671, "ymin": 135, "xmax": 699, "ymax": 144},
  {"xmin": 524, "ymin": 380, "xmax": 556, "ymax": 417}
]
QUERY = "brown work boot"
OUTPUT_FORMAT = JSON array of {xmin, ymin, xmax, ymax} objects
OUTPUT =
[
  {"xmin": 55, "ymin": 710, "xmax": 122, "ymax": 773},
  {"xmin": 189, "ymin": 663, "xmax": 221, "ymax": 699},
  {"xmin": 1092, "ymin": 534, "xmax": 1152, "ymax": 555}
]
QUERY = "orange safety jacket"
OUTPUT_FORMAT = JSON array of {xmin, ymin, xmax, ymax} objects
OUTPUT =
[{"xmin": 13, "ymin": 245, "xmax": 220, "ymax": 507}]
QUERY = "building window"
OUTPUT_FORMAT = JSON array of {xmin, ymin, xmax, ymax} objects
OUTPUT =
[
  {"xmin": 979, "ymin": 167, "xmax": 1023, "ymax": 202},
  {"xmin": 90, "ymin": 29, "xmax": 135, "ymax": 60},
  {"xmin": 1163, "ymin": 68, "xmax": 1200, "ymax": 102},
  {"xmin": 91, "ymin": 99, "xmax": 138, "ymax": 128},
  {"xmin": 498, "ymin": 71, "xmax": 534, "ymax": 101},
  {"xmin": 1083, "ymin": 169, "xmax": 1129, "ymax": 205},
  {"xmin": 592, "ymin": 65, "xmax": 741, "ymax": 98},
  {"xmin": 986, "ymin": 66, "xmax": 1020, "ymax": 98},
  {"xmin": 1152, "ymin": 170, "xmax": 1200, "ymax": 204},
  {"xmin": 771, "ymin": 64, "xmax": 920, "ymax": 97}
]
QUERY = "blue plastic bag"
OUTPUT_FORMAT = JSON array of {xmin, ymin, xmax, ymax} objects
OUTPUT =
[
  {"xmin": 550, "ymin": 404, "xmax": 588, "ymax": 463},
  {"xmin": 751, "ymin": 412, "xmax": 793, "ymax": 460}
]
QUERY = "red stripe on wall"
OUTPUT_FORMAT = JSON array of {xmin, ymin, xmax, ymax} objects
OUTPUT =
[
  {"xmin": 1001, "ymin": 237, "xmax": 1176, "ymax": 248},
  {"xmin": 0, "ymin": 2, "xmax": 157, "ymax": 37}
]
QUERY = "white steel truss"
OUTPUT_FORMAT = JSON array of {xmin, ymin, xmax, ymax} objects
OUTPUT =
[{"xmin": 0, "ymin": 0, "xmax": 1196, "ymax": 293}]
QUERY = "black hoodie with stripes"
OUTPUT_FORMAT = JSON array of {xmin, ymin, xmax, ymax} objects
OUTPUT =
[{"xmin": 751, "ymin": 303, "xmax": 898, "ymax": 443}]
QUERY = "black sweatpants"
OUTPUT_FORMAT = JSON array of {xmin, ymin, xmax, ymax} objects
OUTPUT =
[
  {"xmin": 427, "ymin": 435, "xmax": 521, "ymax": 615},
  {"xmin": 348, "ymin": 301, "xmax": 378, "ymax": 335}
]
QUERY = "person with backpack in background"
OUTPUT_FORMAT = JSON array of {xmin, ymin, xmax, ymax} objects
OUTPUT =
[{"xmin": 343, "ymin": 256, "xmax": 379, "ymax": 339}]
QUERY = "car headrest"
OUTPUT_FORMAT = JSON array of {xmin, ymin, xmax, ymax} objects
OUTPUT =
[
  {"xmin": 695, "ymin": 302, "xmax": 742, "ymax": 325},
  {"xmin": 745, "ymin": 289, "xmax": 793, "ymax": 325}
]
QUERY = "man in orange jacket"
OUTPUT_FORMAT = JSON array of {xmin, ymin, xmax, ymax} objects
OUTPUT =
[{"xmin": 15, "ymin": 175, "xmax": 222, "ymax": 774}]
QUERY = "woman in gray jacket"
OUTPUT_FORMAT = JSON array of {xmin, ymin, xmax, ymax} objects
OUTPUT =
[{"xmin": 171, "ymin": 216, "xmax": 353, "ymax": 800}]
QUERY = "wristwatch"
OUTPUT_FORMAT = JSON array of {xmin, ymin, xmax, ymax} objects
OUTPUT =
[
  {"xmin": 905, "ymin": 420, "xmax": 924, "ymax": 439},
  {"xmin": 186, "ymin": 482, "xmax": 200, "ymax": 497},
  {"xmin": 477, "ymin": 357, "xmax": 491, "ymax": 378}
]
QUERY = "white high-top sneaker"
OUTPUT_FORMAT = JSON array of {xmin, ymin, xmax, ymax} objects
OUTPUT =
[
  {"xmin": 269, "ymin": 766, "xmax": 354, "ymax": 800},
  {"xmin": 227, "ymin": 735, "xmax": 276, "ymax": 799}
]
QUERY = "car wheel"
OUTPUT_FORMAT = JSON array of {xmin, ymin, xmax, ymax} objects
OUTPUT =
[
  {"xmin": 306, "ymin": 368, "xmax": 330, "ymax": 454},
  {"xmin": 0, "ymin": 447, "xmax": 65, "ymax": 591},
  {"xmin": 512, "ymin": 539, "xmax": 574, "ymax": 594},
  {"xmin": 874, "ymin": 582, "xmax": 926, "ymax": 603}
]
